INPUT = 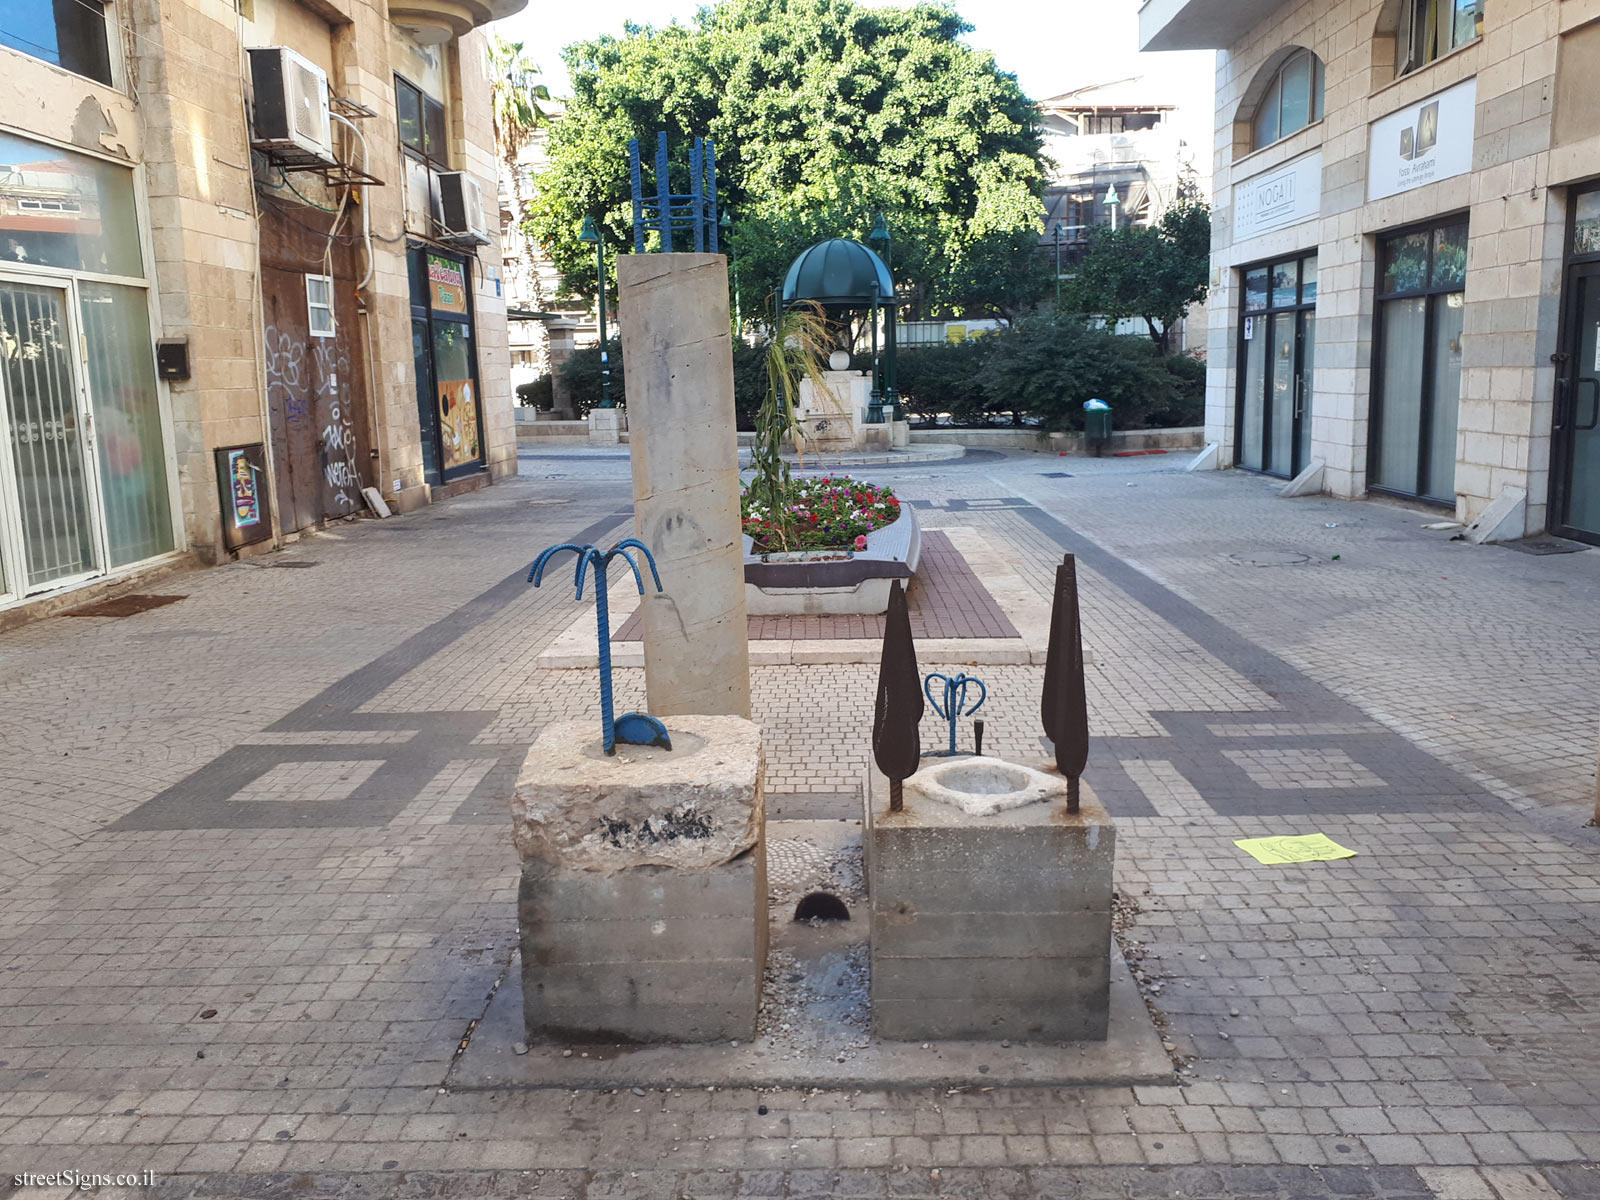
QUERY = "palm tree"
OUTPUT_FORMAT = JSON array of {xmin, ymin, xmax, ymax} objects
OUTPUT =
[
  {"xmin": 487, "ymin": 35, "xmax": 553, "ymax": 305},
  {"xmin": 486, "ymin": 34, "xmax": 551, "ymax": 172}
]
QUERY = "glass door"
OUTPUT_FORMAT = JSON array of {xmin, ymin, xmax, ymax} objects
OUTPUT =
[
  {"xmin": 1553, "ymin": 263, "xmax": 1600, "ymax": 544},
  {"xmin": 1237, "ymin": 254, "xmax": 1317, "ymax": 478},
  {"xmin": 0, "ymin": 276, "xmax": 103, "ymax": 594}
]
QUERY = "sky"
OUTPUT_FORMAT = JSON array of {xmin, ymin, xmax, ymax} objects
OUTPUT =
[{"xmin": 489, "ymin": 0, "xmax": 1219, "ymax": 170}]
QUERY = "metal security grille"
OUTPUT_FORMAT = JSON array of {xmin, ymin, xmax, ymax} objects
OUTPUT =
[{"xmin": 0, "ymin": 281, "xmax": 97, "ymax": 588}]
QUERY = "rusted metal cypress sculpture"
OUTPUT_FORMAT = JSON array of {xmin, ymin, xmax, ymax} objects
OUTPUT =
[
  {"xmin": 873, "ymin": 580, "xmax": 923, "ymax": 812},
  {"xmin": 1041, "ymin": 554, "xmax": 1089, "ymax": 813}
]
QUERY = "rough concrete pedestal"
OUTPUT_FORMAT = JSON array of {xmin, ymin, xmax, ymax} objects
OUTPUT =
[
  {"xmin": 617, "ymin": 253, "xmax": 751, "ymax": 719},
  {"xmin": 513, "ymin": 716, "xmax": 767, "ymax": 1043},
  {"xmin": 864, "ymin": 758, "xmax": 1115, "ymax": 1041}
]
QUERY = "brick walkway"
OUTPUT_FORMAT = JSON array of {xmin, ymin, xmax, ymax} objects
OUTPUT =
[
  {"xmin": 0, "ymin": 447, "xmax": 1596, "ymax": 1197},
  {"xmin": 613, "ymin": 530, "xmax": 1019, "ymax": 642}
]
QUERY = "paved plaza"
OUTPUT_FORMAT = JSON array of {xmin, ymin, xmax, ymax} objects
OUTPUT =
[{"xmin": 0, "ymin": 446, "xmax": 1597, "ymax": 1199}]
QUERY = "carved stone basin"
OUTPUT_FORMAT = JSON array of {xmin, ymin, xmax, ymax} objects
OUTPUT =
[{"xmin": 907, "ymin": 755, "xmax": 1068, "ymax": 817}]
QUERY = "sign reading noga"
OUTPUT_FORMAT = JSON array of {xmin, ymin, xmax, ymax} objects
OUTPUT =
[
  {"xmin": 1233, "ymin": 152, "xmax": 1322, "ymax": 244},
  {"xmin": 1368, "ymin": 77, "xmax": 1477, "ymax": 201}
]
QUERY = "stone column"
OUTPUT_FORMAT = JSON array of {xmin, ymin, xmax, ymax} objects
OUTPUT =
[
  {"xmin": 617, "ymin": 253, "xmax": 751, "ymax": 718},
  {"xmin": 544, "ymin": 319, "xmax": 579, "ymax": 418}
]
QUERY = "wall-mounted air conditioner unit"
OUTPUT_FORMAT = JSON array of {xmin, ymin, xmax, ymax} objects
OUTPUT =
[
  {"xmin": 248, "ymin": 46, "xmax": 336, "ymax": 167},
  {"xmin": 437, "ymin": 172, "xmax": 490, "ymax": 245}
]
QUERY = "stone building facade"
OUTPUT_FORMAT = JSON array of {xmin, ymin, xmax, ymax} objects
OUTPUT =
[
  {"xmin": 0, "ymin": 0, "xmax": 521, "ymax": 620},
  {"xmin": 1143, "ymin": 0, "xmax": 1600, "ymax": 543}
]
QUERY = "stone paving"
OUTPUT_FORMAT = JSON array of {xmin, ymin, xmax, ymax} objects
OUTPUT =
[{"xmin": 0, "ymin": 447, "xmax": 1596, "ymax": 1199}]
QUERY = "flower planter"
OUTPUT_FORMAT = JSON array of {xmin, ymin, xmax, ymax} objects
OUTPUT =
[{"xmin": 743, "ymin": 502, "xmax": 921, "ymax": 615}]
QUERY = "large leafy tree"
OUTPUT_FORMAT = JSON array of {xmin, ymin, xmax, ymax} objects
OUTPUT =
[
  {"xmin": 1063, "ymin": 201, "xmax": 1212, "ymax": 352},
  {"xmin": 528, "ymin": 0, "xmax": 1047, "ymax": 320}
]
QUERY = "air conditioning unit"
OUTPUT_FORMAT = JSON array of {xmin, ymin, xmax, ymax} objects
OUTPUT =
[
  {"xmin": 248, "ymin": 46, "xmax": 335, "ymax": 167},
  {"xmin": 437, "ymin": 172, "xmax": 490, "ymax": 245}
]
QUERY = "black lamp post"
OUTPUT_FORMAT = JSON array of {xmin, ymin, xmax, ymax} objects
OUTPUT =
[
  {"xmin": 578, "ymin": 214, "xmax": 613, "ymax": 409},
  {"xmin": 719, "ymin": 209, "xmax": 740, "ymax": 337},
  {"xmin": 1051, "ymin": 221, "xmax": 1064, "ymax": 312},
  {"xmin": 868, "ymin": 212, "xmax": 900, "ymax": 421}
]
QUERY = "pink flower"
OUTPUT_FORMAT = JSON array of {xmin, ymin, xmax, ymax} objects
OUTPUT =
[{"xmin": 854, "ymin": 535, "xmax": 868, "ymax": 550}]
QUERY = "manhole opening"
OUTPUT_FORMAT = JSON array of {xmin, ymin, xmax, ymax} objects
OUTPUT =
[
  {"xmin": 793, "ymin": 892, "xmax": 850, "ymax": 922},
  {"xmin": 66, "ymin": 594, "xmax": 187, "ymax": 618},
  {"xmin": 1228, "ymin": 550, "xmax": 1311, "ymax": 567}
]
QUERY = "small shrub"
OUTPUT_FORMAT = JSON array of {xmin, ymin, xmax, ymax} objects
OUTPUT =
[
  {"xmin": 515, "ymin": 375, "xmax": 554, "ymax": 409},
  {"xmin": 893, "ymin": 339, "xmax": 994, "ymax": 425},
  {"xmin": 559, "ymin": 339, "xmax": 625, "ymax": 415},
  {"xmin": 980, "ymin": 318, "xmax": 1183, "ymax": 432}
]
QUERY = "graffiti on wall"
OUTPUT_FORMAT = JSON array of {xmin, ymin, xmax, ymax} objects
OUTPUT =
[
  {"xmin": 263, "ymin": 323, "xmax": 363, "ymax": 515},
  {"xmin": 263, "ymin": 326, "xmax": 309, "ymax": 424},
  {"xmin": 313, "ymin": 338, "xmax": 360, "ymax": 511}
]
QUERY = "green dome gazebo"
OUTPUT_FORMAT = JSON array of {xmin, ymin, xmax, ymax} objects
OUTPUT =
[{"xmin": 779, "ymin": 233, "xmax": 901, "ymax": 423}]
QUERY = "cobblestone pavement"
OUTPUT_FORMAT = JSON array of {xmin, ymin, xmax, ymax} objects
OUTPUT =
[{"xmin": 0, "ymin": 447, "xmax": 1597, "ymax": 1198}]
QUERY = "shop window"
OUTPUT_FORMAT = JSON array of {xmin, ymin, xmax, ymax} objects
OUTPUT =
[
  {"xmin": 0, "ymin": 131, "xmax": 142, "ymax": 277},
  {"xmin": 1252, "ymin": 49, "xmax": 1325, "ymax": 150},
  {"xmin": 306, "ymin": 274, "xmax": 335, "ymax": 337},
  {"xmin": 1401, "ymin": 0, "xmax": 1482, "ymax": 75},
  {"xmin": 0, "ymin": 0, "xmax": 113, "ymax": 86},
  {"xmin": 1372, "ymin": 219, "xmax": 1468, "ymax": 503}
]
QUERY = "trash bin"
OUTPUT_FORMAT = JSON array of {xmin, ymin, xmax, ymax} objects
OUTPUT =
[{"xmin": 1083, "ymin": 399, "xmax": 1112, "ymax": 457}]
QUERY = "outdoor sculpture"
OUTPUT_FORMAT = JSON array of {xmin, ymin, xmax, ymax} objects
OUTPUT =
[
  {"xmin": 871, "ymin": 580, "xmax": 923, "ymax": 811},
  {"xmin": 924, "ymin": 671, "xmax": 986, "ymax": 757},
  {"xmin": 1041, "ymin": 553, "xmax": 1090, "ymax": 813},
  {"xmin": 629, "ymin": 131, "xmax": 720, "ymax": 253},
  {"xmin": 529, "ymin": 538, "xmax": 671, "ymax": 755}
]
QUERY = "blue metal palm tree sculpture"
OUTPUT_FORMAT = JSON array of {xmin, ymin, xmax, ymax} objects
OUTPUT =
[
  {"xmin": 924, "ymin": 671, "xmax": 986, "ymax": 756},
  {"xmin": 529, "ymin": 538, "xmax": 671, "ymax": 755}
]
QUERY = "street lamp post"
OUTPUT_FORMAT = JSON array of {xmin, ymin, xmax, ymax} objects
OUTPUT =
[
  {"xmin": 1051, "ymin": 221, "xmax": 1064, "ymax": 312},
  {"xmin": 868, "ymin": 212, "xmax": 901, "ymax": 421},
  {"xmin": 578, "ymin": 214, "xmax": 613, "ymax": 409},
  {"xmin": 718, "ymin": 209, "xmax": 740, "ymax": 337}
]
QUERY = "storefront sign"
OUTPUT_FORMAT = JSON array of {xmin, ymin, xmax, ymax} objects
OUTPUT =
[
  {"xmin": 428, "ymin": 254, "xmax": 468, "ymax": 315},
  {"xmin": 1367, "ymin": 78, "xmax": 1477, "ymax": 201},
  {"xmin": 1233, "ymin": 153, "xmax": 1322, "ymax": 243}
]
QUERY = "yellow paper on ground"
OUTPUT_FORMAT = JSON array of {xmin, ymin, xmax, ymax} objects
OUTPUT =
[{"xmin": 1233, "ymin": 833, "xmax": 1357, "ymax": 864}]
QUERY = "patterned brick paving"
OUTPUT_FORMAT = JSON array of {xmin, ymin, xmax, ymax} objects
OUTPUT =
[
  {"xmin": 0, "ymin": 447, "xmax": 1596, "ymax": 1195},
  {"xmin": 613, "ymin": 530, "xmax": 1020, "ymax": 642}
]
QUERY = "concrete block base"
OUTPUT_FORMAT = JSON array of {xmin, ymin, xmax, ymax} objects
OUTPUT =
[
  {"xmin": 587, "ymin": 407, "xmax": 623, "ymax": 445},
  {"xmin": 865, "ymin": 760, "xmax": 1115, "ymax": 1042},
  {"xmin": 513, "ymin": 716, "xmax": 767, "ymax": 1043}
]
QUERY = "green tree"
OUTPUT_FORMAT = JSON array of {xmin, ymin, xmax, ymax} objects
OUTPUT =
[
  {"xmin": 1064, "ymin": 201, "xmax": 1211, "ymax": 352},
  {"xmin": 528, "ymin": 0, "xmax": 1046, "ymax": 314}
]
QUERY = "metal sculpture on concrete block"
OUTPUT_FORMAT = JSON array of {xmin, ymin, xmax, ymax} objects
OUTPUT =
[
  {"xmin": 924, "ymin": 671, "xmax": 986, "ymax": 757},
  {"xmin": 1041, "ymin": 553, "xmax": 1089, "ymax": 813},
  {"xmin": 873, "ymin": 580, "xmax": 923, "ymax": 812},
  {"xmin": 529, "ymin": 538, "xmax": 670, "ymax": 755},
  {"xmin": 629, "ymin": 131, "xmax": 719, "ymax": 254}
]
